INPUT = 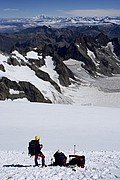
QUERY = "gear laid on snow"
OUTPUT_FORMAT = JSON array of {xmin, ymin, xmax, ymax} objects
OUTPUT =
[
  {"xmin": 51, "ymin": 150, "xmax": 85, "ymax": 168},
  {"xmin": 68, "ymin": 155, "xmax": 85, "ymax": 168},
  {"xmin": 52, "ymin": 150, "xmax": 67, "ymax": 166}
]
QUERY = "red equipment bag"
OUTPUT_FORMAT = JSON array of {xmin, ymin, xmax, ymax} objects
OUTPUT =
[{"xmin": 69, "ymin": 154, "xmax": 85, "ymax": 168}]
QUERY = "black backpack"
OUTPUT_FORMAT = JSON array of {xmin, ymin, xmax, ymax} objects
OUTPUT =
[
  {"xmin": 28, "ymin": 140, "xmax": 37, "ymax": 156},
  {"xmin": 69, "ymin": 155, "xmax": 85, "ymax": 168},
  {"xmin": 53, "ymin": 151, "xmax": 67, "ymax": 166}
]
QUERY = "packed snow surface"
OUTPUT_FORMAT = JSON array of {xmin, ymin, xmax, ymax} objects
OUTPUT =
[{"xmin": 0, "ymin": 102, "xmax": 120, "ymax": 179}]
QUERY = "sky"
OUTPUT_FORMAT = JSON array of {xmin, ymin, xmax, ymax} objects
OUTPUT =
[{"xmin": 0, "ymin": 0, "xmax": 120, "ymax": 18}]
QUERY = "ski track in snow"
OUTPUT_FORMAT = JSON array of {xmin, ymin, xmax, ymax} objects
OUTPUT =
[{"xmin": 0, "ymin": 151, "xmax": 120, "ymax": 180}]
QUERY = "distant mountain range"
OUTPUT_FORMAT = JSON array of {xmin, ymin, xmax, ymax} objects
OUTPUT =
[{"xmin": 0, "ymin": 15, "xmax": 120, "ymax": 33}]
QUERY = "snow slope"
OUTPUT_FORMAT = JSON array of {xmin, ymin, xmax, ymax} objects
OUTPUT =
[{"xmin": 0, "ymin": 102, "xmax": 120, "ymax": 179}]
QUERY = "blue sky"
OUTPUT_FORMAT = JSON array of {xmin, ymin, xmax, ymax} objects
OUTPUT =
[{"xmin": 0, "ymin": 0, "xmax": 120, "ymax": 18}]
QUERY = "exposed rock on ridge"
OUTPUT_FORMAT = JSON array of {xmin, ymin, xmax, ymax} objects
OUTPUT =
[{"xmin": 0, "ymin": 26, "xmax": 120, "ymax": 103}]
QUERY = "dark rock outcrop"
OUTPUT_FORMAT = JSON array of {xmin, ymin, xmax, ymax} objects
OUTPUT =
[
  {"xmin": 19, "ymin": 81, "xmax": 51, "ymax": 103},
  {"xmin": 0, "ymin": 77, "xmax": 51, "ymax": 103},
  {"xmin": 65, "ymin": 35, "xmax": 97, "ymax": 76},
  {"xmin": 64, "ymin": 33, "xmax": 120, "ymax": 77},
  {"xmin": 112, "ymin": 38, "xmax": 120, "ymax": 58},
  {"xmin": 0, "ymin": 82, "xmax": 9, "ymax": 100},
  {"xmin": 1, "ymin": 77, "xmax": 21, "ymax": 90},
  {"xmin": 95, "ymin": 33, "xmax": 110, "ymax": 46},
  {"xmin": 0, "ymin": 64, "xmax": 5, "ymax": 72},
  {"xmin": 55, "ymin": 59, "xmax": 75, "ymax": 86},
  {"xmin": 7, "ymin": 57, "xmax": 20, "ymax": 66}
]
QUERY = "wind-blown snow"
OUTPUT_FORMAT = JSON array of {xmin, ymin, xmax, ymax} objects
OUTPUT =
[
  {"xmin": 40, "ymin": 56, "xmax": 59, "ymax": 84},
  {"xmin": 26, "ymin": 51, "xmax": 42, "ymax": 59},
  {"xmin": 0, "ymin": 102, "xmax": 120, "ymax": 179},
  {"xmin": 87, "ymin": 48, "xmax": 98, "ymax": 66},
  {"xmin": 9, "ymin": 89, "xmax": 21, "ymax": 94},
  {"xmin": 12, "ymin": 50, "xmax": 27, "ymax": 62}
]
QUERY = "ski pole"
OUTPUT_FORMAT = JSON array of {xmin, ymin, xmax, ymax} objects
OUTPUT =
[{"xmin": 74, "ymin": 145, "xmax": 76, "ymax": 155}]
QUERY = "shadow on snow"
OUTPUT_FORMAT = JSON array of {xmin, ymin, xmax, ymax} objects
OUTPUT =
[{"xmin": 3, "ymin": 164, "xmax": 32, "ymax": 167}]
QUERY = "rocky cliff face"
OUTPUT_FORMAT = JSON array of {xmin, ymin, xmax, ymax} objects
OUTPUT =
[
  {"xmin": 0, "ymin": 49, "xmax": 75, "ymax": 103},
  {"xmin": 0, "ymin": 26, "xmax": 120, "ymax": 103},
  {"xmin": 65, "ymin": 33, "xmax": 120, "ymax": 76}
]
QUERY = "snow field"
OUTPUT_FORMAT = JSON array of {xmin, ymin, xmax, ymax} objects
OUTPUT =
[
  {"xmin": 0, "ymin": 151, "xmax": 120, "ymax": 180},
  {"xmin": 0, "ymin": 102, "xmax": 120, "ymax": 179}
]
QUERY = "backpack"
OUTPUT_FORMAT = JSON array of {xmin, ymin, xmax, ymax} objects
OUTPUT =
[
  {"xmin": 53, "ymin": 151, "xmax": 67, "ymax": 166},
  {"xmin": 68, "ymin": 155, "xmax": 85, "ymax": 168},
  {"xmin": 28, "ymin": 140, "xmax": 37, "ymax": 156}
]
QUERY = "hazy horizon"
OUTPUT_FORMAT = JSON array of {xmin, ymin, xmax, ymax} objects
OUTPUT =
[{"xmin": 0, "ymin": 0, "xmax": 120, "ymax": 18}]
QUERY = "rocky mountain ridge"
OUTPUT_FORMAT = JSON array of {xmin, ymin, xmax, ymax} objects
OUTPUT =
[{"xmin": 0, "ymin": 25, "xmax": 120, "ymax": 103}]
